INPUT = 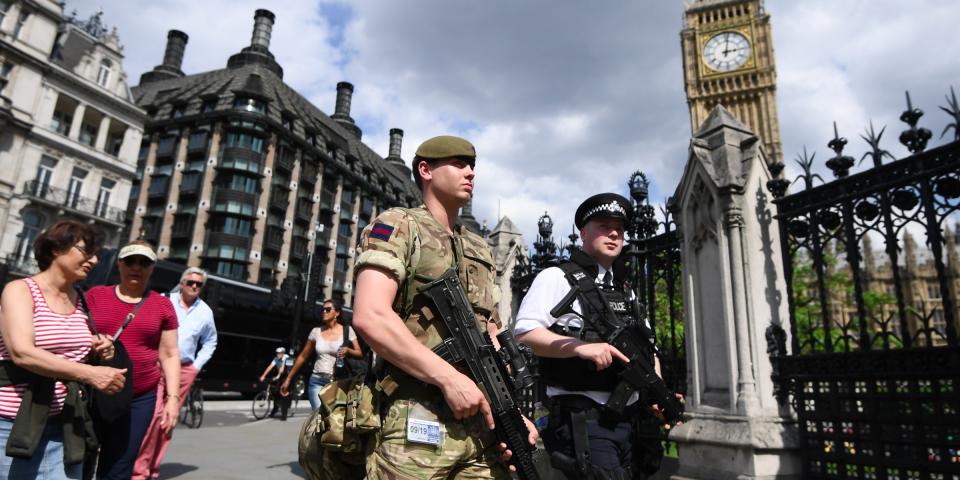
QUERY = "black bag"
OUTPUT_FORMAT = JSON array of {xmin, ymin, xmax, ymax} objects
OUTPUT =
[{"xmin": 76, "ymin": 288, "xmax": 147, "ymax": 423}]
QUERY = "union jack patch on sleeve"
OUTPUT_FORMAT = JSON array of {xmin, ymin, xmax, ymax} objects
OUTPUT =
[{"xmin": 370, "ymin": 223, "xmax": 395, "ymax": 241}]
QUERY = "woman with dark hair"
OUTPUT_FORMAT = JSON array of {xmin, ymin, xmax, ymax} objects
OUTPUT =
[
  {"xmin": 84, "ymin": 240, "xmax": 179, "ymax": 480},
  {"xmin": 280, "ymin": 299, "xmax": 362, "ymax": 410},
  {"xmin": 0, "ymin": 220, "xmax": 124, "ymax": 479}
]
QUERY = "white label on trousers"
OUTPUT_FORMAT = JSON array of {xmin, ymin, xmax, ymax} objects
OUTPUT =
[{"xmin": 406, "ymin": 418, "xmax": 441, "ymax": 446}]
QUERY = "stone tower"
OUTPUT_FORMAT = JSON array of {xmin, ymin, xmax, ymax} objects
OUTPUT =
[{"xmin": 681, "ymin": 0, "xmax": 782, "ymax": 165}]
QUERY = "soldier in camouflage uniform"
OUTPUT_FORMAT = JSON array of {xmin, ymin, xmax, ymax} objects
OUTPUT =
[{"xmin": 352, "ymin": 135, "xmax": 536, "ymax": 480}]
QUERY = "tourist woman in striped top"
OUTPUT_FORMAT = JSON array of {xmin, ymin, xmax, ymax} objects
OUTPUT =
[{"xmin": 0, "ymin": 220, "xmax": 125, "ymax": 479}]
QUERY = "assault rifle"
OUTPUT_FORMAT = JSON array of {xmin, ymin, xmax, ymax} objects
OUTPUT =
[
  {"xmin": 550, "ymin": 284, "xmax": 683, "ymax": 423},
  {"xmin": 420, "ymin": 268, "xmax": 543, "ymax": 480}
]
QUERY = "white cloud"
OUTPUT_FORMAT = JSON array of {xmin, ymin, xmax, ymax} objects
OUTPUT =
[{"xmin": 69, "ymin": 0, "xmax": 960, "ymax": 246}]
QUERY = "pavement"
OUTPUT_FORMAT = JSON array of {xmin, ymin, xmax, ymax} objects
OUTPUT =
[
  {"xmin": 159, "ymin": 399, "xmax": 310, "ymax": 479},
  {"xmin": 159, "ymin": 398, "xmax": 678, "ymax": 480}
]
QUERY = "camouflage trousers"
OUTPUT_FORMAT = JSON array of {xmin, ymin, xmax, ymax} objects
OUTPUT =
[{"xmin": 366, "ymin": 390, "xmax": 510, "ymax": 480}]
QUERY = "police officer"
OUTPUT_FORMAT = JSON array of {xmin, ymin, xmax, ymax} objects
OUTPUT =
[
  {"xmin": 352, "ymin": 135, "xmax": 536, "ymax": 479},
  {"xmin": 514, "ymin": 193, "xmax": 663, "ymax": 480}
]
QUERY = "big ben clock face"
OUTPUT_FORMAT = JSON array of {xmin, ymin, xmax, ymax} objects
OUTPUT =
[{"xmin": 703, "ymin": 31, "xmax": 752, "ymax": 72}]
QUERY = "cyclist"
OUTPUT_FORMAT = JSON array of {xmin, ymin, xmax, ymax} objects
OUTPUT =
[
  {"xmin": 259, "ymin": 347, "xmax": 290, "ymax": 420},
  {"xmin": 134, "ymin": 267, "xmax": 218, "ymax": 479}
]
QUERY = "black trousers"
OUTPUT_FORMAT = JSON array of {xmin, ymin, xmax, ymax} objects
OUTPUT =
[{"xmin": 544, "ymin": 395, "xmax": 637, "ymax": 480}]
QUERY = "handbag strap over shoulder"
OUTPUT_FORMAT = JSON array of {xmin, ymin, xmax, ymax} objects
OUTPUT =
[{"xmin": 74, "ymin": 286, "xmax": 149, "ymax": 339}]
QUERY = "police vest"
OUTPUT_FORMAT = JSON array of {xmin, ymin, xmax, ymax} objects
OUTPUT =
[{"xmin": 539, "ymin": 253, "xmax": 653, "ymax": 392}]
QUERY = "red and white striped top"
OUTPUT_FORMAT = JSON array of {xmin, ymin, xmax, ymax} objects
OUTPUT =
[{"xmin": 0, "ymin": 278, "xmax": 93, "ymax": 419}]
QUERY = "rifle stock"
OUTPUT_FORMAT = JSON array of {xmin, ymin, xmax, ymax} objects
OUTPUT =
[{"xmin": 420, "ymin": 268, "xmax": 542, "ymax": 480}]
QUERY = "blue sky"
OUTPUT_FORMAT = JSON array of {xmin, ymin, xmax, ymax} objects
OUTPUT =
[{"xmin": 70, "ymin": 0, "xmax": 960, "ymax": 244}]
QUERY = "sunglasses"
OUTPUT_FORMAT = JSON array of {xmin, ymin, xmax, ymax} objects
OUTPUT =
[
  {"xmin": 121, "ymin": 256, "xmax": 154, "ymax": 268},
  {"xmin": 183, "ymin": 280, "xmax": 204, "ymax": 288},
  {"xmin": 72, "ymin": 244, "xmax": 98, "ymax": 260},
  {"xmin": 323, "ymin": 307, "xmax": 334, "ymax": 313}
]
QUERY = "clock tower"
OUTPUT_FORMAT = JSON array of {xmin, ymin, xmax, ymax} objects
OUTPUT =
[{"xmin": 681, "ymin": 0, "xmax": 782, "ymax": 165}]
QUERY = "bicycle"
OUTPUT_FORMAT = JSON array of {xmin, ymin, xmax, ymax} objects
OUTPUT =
[
  {"xmin": 252, "ymin": 377, "xmax": 305, "ymax": 420},
  {"xmin": 179, "ymin": 381, "xmax": 204, "ymax": 429}
]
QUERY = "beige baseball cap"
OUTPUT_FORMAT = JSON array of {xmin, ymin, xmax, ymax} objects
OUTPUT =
[{"xmin": 118, "ymin": 244, "xmax": 157, "ymax": 262}]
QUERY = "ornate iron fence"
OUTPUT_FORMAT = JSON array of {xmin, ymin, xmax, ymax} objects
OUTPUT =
[{"xmin": 767, "ymin": 87, "xmax": 960, "ymax": 479}]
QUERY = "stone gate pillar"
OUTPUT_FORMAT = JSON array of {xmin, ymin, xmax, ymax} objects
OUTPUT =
[{"xmin": 669, "ymin": 106, "xmax": 800, "ymax": 479}]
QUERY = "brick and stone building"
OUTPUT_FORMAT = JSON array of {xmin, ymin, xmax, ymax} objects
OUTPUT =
[{"xmin": 129, "ymin": 9, "xmax": 419, "ymax": 305}]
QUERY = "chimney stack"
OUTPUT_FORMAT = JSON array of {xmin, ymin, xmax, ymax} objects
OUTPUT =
[
  {"xmin": 226, "ymin": 9, "xmax": 283, "ymax": 78},
  {"xmin": 162, "ymin": 30, "xmax": 188, "ymax": 72},
  {"xmin": 139, "ymin": 30, "xmax": 189, "ymax": 84},
  {"xmin": 388, "ymin": 128, "xmax": 403, "ymax": 159},
  {"xmin": 385, "ymin": 128, "xmax": 409, "ymax": 177},
  {"xmin": 332, "ymin": 81, "xmax": 362, "ymax": 139},
  {"xmin": 333, "ymin": 82, "xmax": 354, "ymax": 120},
  {"xmin": 250, "ymin": 9, "xmax": 275, "ymax": 50}
]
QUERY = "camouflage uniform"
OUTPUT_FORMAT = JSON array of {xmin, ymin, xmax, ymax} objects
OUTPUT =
[{"xmin": 355, "ymin": 205, "xmax": 508, "ymax": 480}]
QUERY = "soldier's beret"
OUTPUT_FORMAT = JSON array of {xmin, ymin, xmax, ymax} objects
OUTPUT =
[
  {"xmin": 575, "ymin": 193, "xmax": 633, "ymax": 229},
  {"xmin": 414, "ymin": 135, "xmax": 477, "ymax": 160}
]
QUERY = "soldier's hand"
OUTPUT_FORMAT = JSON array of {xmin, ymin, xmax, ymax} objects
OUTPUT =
[
  {"xmin": 573, "ymin": 342, "xmax": 630, "ymax": 370},
  {"xmin": 439, "ymin": 371, "xmax": 495, "ymax": 429},
  {"xmin": 497, "ymin": 415, "xmax": 538, "ymax": 472}
]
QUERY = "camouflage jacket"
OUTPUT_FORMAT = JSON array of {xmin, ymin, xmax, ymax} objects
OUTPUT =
[{"xmin": 355, "ymin": 206, "xmax": 501, "ymax": 352}]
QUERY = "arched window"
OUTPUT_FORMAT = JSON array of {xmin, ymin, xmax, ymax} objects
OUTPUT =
[
  {"xmin": 14, "ymin": 211, "xmax": 44, "ymax": 262},
  {"xmin": 96, "ymin": 59, "xmax": 112, "ymax": 87}
]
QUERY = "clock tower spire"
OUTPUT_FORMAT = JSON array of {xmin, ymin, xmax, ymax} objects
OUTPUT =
[{"xmin": 681, "ymin": 0, "xmax": 782, "ymax": 165}]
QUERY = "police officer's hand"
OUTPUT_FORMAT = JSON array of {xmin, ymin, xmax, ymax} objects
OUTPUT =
[
  {"xmin": 439, "ymin": 371, "xmax": 495, "ymax": 428},
  {"xmin": 497, "ymin": 415, "xmax": 538, "ymax": 471},
  {"xmin": 573, "ymin": 342, "xmax": 630, "ymax": 370}
]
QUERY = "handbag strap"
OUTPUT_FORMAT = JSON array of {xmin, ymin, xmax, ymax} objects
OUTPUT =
[
  {"xmin": 73, "ymin": 286, "xmax": 148, "ymax": 339},
  {"xmin": 74, "ymin": 286, "xmax": 98, "ymax": 336}
]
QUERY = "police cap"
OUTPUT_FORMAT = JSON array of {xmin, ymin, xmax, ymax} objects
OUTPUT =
[
  {"xmin": 414, "ymin": 135, "xmax": 476, "ymax": 161},
  {"xmin": 574, "ymin": 193, "xmax": 633, "ymax": 229}
]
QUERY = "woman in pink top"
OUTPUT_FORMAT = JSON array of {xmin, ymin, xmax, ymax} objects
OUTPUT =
[
  {"xmin": 84, "ymin": 240, "xmax": 179, "ymax": 480},
  {"xmin": 0, "ymin": 220, "xmax": 124, "ymax": 479}
]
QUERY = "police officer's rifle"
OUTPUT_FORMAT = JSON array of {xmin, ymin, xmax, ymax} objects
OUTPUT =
[
  {"xmin": 420, "ymin": 268, "xmax": 543, "ymax": 480},
  {"xmin": 550, "ymin": 284, "xmax": 684, "ymax": 424}
]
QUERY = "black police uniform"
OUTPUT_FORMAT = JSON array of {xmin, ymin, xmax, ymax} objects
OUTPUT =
[{"xmin": 532, "ymin": 193, "xmax": 662, "ymax": 480}]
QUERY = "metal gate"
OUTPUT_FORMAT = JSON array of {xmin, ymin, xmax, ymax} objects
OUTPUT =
[{"xmin": 767, "ymin": 89, "xmax": 960, "ymax": 479}]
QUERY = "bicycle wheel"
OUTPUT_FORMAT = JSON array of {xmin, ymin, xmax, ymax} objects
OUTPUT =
[
  {"xmin": 184, "ymin": 386, "xmax": 204, "ymax": 428},
  {"xmin": 251, "ymin": 389, "xmax": 271, "ymax": 420}
]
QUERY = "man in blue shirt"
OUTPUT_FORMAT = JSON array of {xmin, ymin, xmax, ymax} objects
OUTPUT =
[{"xmin": 134, "ymin": 267, "xmax": 217, "ymax": 478}]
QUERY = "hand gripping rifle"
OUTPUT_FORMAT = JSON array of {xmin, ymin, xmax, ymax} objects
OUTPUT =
[
  {"xmin": 420, "ymin": 268, "xmax": 543, "ymax": 480},
  {"xmin": 550, "ymin": 284, "xmax": 683, "ymax": 424}
]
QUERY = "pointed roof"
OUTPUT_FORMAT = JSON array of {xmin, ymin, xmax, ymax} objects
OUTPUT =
[
  {"xmin": 694, "ymin": 104, "xmax": 753, "ymax": 139},
  {"xmin": 491, "ymin": 216, "xmax": 521, "ymax": 236}
]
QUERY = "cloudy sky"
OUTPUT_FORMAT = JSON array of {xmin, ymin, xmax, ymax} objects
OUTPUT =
[{"xmin": 70, "ymin": 0, "xmax": 960, "ymax": 245}]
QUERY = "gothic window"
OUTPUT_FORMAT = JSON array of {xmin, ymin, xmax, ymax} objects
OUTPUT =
[
  {"xmin": 94, "ymin": 178, "xmax": 115, "ymax": 217},
  {"xmin": 96, "ymin": 59, "xmax": 112, "ymax": 87},
  {"xmin": 66, "ymin": 167, "xmax": 88, "ymax": 208},
  {"xmin": 927, "ymin": 284, "xmax": 942, "ymax": 299},
  {"xmin": 0, "ymin": 2, "xmax": 9, "ymax": 26},
  {"xmin": 14, "ymin": 211, "xmax": 43, "ymax": 262}
]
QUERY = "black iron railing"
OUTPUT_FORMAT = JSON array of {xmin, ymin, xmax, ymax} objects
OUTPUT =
[
  {"xmin": 767, "ymin": 87, "xmax": 960, "ymax": 478},
  {"xmin": 21, "ymin": 180, "xmax": 125, "ymax": 224}
]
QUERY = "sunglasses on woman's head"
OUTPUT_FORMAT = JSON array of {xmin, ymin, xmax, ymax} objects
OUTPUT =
[
  {"xmin": 121, "ymin": 256, "xmax": 154, "ymax": 268},
  {"xmin": 183, "ymin": 280, "xmax": 203, "ymax": 288}
]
